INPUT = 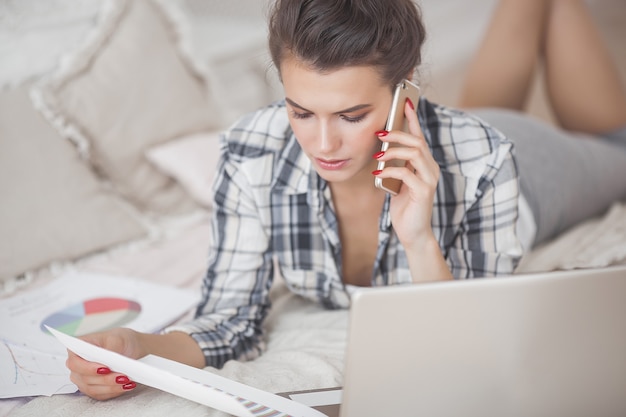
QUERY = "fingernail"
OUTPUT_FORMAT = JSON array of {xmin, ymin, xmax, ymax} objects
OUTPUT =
[
  {"xmin": 122, "ymin": 382, "xmax": 137, "ymax": 391},
  {"xmin": 97, "ymin": 367, "xmax": 111, "ymax": 375},
  {"xmin": 372, "ymin": 169, "xmax": 383, "ymax": 176},
  {"xmin": 116, "ymin": 375, "xmax": 130, "ymax": 384},
  {"xmin": 372, "ymin": 151, "xmax": 385, "ymax": 159},
  {"xmin": 375, "ymin": 130, "xmax": 389, "ymax": 137},
  {"xmin": 407, "ymin": 98, "xmax": 414, "ymax": 110}
]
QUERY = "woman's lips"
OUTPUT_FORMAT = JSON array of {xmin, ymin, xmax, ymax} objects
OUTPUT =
[{"xmin": 315, "ymin": 158, "xmax": 349, "ymax": 171}]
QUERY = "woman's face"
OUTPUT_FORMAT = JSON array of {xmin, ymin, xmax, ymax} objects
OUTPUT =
[{"xmin": 281, "ymin": 57, "xmax": 393, "ymax": 186}]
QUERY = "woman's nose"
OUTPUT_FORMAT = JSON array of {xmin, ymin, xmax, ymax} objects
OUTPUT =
[{"xmin": 319, "ymin": 123, "xmax": 340, "ymax": 153}]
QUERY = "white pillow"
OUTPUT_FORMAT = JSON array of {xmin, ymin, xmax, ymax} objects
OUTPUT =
[
  {"xmin": 0, "ymin": 85, "xmax": 148, "ymax": 282},
  {"xmin": 33, "ymin": 0, "xmax": 221, "ymax": 215},
  {"xmin": 146, "ymin": 132, "xmax": 222, "ymax": 209}
]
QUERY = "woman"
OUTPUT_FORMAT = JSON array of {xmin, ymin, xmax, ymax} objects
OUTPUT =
[{"xmin": 67, "ymin": 0, "xmax": 626, "ymax": 399}]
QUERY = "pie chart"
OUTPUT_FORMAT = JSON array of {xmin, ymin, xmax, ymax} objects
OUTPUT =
[{"xmin": 41, "ymin": 297, "xmax": 141, "ymax": 336}]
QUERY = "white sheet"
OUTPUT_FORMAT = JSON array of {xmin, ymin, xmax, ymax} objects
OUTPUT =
[{"xmin": 3, "ymin": 202, "xmax": 626, "ymax": 417}]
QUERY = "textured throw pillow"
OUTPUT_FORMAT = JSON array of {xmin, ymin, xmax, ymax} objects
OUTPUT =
[
  {"xmin": 33, "ymin": 0, "xmax": 221, "ymax": 214},
  {"xmin": 146, "ymin": 132, "xmax": 222, "ymax": 209},
  {"xmin": 0, "ymin": 85, "xmax": 148, "ymax": 282}
]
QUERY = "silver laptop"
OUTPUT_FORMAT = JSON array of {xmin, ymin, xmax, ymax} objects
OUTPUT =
[{"xmin": 283, "ymin": 265, "xmax": 626, "ymax": 417}]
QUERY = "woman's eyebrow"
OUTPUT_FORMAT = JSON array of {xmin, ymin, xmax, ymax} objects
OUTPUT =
[{"xmin": 285, "ymin": 97, "xmax": 372, "ymax": 114}]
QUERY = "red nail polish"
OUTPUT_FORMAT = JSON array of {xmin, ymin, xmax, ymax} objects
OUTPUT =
[
  {"xmin": 116, "ymin": 375, "xmax": 130, "ymax": 384},
  {"xmin": 372, "ymin": 169, "xmax": 383, "ymax": 176},
  {"xmin": 122, "ymin": 382, "xmax": 137, "ymax": 391},
  {"xmin": 375, "ymin": 130, "xmax": 389, "ymax": 137},
  {"xmin": 97, "ymin": 367, "xmax": 111, "ymax": 375},
  {"xmin": 406, "ymin": 98, "xmax": 414, "ymax": 110},
  {"xmin": 372, "ymin": 151, "xmax": 385, "ymax": 159}
]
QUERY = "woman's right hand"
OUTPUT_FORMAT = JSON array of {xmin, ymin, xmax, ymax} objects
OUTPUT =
[{"xmin": 66, "ymin": 327, "xmax": 146, "ymax": 400}]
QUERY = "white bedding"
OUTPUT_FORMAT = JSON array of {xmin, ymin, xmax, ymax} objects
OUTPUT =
[
  {"xmin": 3, "ymin": 202, "xmax": 626, "ymax": 417},
  {"xmin": 1, "ymin": 1, "xmax": 624, "ymax": 414}
]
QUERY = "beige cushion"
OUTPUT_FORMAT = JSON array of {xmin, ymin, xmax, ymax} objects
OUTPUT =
[
  {"xmin": 34, "ymin": 0, "xmax": 221, "ymax": 214},
  {"xmin": 146, "ymin": 132, "xmax": 222, "ymax": 209},
  {"xmin": 0, "ymin": 85, "xmax": 148, "ymax": 282}
]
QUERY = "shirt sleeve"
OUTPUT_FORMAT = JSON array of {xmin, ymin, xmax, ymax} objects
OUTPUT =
[
  {"xmin": 445, "ymin": 133, "xmax": 523, "ymax": 278},
  {"xmin": 164, "ymin": 139, "xmax": 275, "ymax": 368}
]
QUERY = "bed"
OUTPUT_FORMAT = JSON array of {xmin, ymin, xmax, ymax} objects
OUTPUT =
[{"xmin": 1, "ymin": 0, "xmax": 625, "ymax": 416}]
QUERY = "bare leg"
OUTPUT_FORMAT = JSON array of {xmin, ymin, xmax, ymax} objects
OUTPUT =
[
  {"xmin": 544, "ymin": 0, "xmax": 626, "ymax": 134},
  {"xmin": 458, "ymin": 0, "xmax": 550, "ymax": 111},
  {"xmin": 459, "ymin": 0, "xmax": 626, "ymax": 135}
]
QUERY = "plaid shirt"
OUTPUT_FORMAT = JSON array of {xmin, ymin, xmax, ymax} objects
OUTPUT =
[{"xmin": 167, "ymin": 98, "xmax": 522, "ymax": 368}]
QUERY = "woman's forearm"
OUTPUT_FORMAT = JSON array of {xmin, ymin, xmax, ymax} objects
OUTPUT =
[
  {"xmin": 405, "ymin": 235, "xmax": 453, "ymax": 283},
  {"xmin": 137, "ymin": 331, "xmax": 206, "ymax": 368}
]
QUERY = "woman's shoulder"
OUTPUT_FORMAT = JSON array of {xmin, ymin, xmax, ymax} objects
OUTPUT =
[
  {"xmin": 421, "ymin": 98, "xmax": 511, "ymax": 148},
  {"xmin": 220, "ymin": 100, "xmax": 293, "ymax": 161},
  {"xmin": 216, "ymin": 101, "xmax": 309, "ymax": 193},
  {"xmin": 420, "ymin": 98, "xmax": 514, "ymax": 176}
]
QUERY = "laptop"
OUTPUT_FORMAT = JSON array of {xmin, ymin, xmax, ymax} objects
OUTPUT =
[{"xmin": 281, "ymin": 265, "xmax": 626, "ymax": 417}]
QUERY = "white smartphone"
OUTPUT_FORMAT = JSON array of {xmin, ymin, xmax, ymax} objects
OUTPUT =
[{"xmin": 374, "ymin": 79, "xmax": 421, "ymax": 195}]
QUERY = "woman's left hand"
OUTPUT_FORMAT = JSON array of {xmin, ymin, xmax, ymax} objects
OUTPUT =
[{"xmin": 374, "ymin": 99, "xmax": 440, "ymax": 250}]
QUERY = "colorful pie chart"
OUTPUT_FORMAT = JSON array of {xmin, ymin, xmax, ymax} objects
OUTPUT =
[{"xmin": 41, "ymin": 297, "xmax": 141, "ymax": 336}]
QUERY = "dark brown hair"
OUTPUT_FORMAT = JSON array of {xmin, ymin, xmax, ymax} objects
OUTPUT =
[{"xmin": 268, "ymin": 0, "xmax": 427, "ymax": 88}]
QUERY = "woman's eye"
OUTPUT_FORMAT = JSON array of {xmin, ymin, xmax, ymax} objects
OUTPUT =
[
  {"xmin": 341, "ymin": 114, "xmax": 367, "ymax": 123},
  {"xmin": 291, "ymin": 111, "xmax": 312, "ymax": 120}
]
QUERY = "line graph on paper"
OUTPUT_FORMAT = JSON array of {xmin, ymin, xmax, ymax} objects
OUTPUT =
[{"xmin": 0, "ymin": 339, "xmax": 76, "ymax": 398}]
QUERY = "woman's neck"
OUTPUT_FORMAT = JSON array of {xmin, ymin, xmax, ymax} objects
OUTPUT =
[
  {"xmin": 329, "ymin": 168, "xmax": 386, "ymax": 214},
  {"xmin": 328, "ymin": 159, "xmax": 380, "ymax": 196}
]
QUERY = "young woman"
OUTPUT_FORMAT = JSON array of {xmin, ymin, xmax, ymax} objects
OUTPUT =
[{"xmin": 67, "ymin": 0, "xmax": 626, "ymax": 400}]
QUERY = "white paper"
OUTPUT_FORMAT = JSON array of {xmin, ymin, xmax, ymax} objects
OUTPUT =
[
  {"xmin": 0, "ymin": 339, "xmax": 76, "ymax": 398},
  {"xmin": 0, "ymin": 271, "xmax": 199, "ymax": 398},
  {"xmin": 0, "ymin": 272, "xmax": 199, "ymax": 355},
  {"xmin": 288, "ymin": 389, "xmax": 343, "ymax": 407},
  {"xmin": 47, "ymin": 327, "xmax": 327, "ymax": 417}
]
